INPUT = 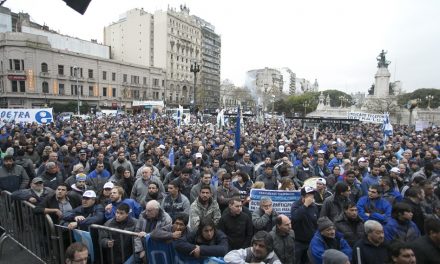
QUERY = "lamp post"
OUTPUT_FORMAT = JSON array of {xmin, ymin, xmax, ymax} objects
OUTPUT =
[
  {"xmin": 426, "ymin": 95, "xmax": 434, "ymax": 109},
  {"xmin": 74, "ymin": 66, "xmax": 80, "ymax": 115},
  {"xmin": 303, "ymin": 101, "xmax": 310, "ymax": 116},
  {"xmin": 190, "ymin": 61, "xmax": 200, "ymax": 113}
]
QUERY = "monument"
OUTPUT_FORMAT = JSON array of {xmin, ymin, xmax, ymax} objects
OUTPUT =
[{"xmin": 374, "ymin": 50, "xmax": 391, "ymax": 97}]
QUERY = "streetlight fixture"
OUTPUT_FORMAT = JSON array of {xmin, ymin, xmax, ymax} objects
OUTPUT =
[
  {"xmin": 190, "ymin": 61, "xmax": 200, "ymax": 113},
  {"xmin": 74, "ymin": 66, "xmax": 80, "ymax": 115},
  {"xmin": 303, "ymin": 101, "xmax": 310, "ymax": 116},
  {"xmin": 426, "ymin": 95, "xmax": 434, "ymax": 108}
]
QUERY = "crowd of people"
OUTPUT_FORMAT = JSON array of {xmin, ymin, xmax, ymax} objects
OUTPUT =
[{"xmin": 0, "ymin": 112, "xmax": 440, "ymax": 264}]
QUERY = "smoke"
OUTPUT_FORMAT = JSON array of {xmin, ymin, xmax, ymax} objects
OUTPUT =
[{"xmin": 243, "ymin": 71, "xmax": 261, "ymax": 106}]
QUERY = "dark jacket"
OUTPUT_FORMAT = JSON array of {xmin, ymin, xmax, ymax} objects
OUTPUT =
[
  {"xmin": 218, "ymin": 208, "xmax": 253, "ymax": 250},
  {"xmin": 63, "ymin": 203, "xmax": 105, "ymax": 230},
  {"xmin": 290, "ymin": 199, "xmax": 319, "ymax": 243},
  {"xmin": 411, "ymin": 235, "xmax": 440, "ymax": 264},
  {"xmin": 334, "ymin": 213, "xmax": 364, "ymax": 247},
  {"xmin": 100, "ymin": 216, "xmax": 137, "ymax": 264},
  {"xmin": 161, "ymin": 193, "xmax": 191, "ymax": 221},
  {"xmin": 269, "ymin": 226, "xmax": 295, "ymax": 264},
  {"xmin": 33, "ymin": 192, "xmax": 80, "ymax": 224},
  {"xmin": 352, "ymin": 238, "xmax": 389, "ymax": 264},
  {"xmin": 401, "ymin": 197, "xmax": 425, "ymax": 235},
  {"xmin": 11, "ymin": 186, "xmax": 54, "ymax": 206},
  {"xmin": 134, "ymin": 208, "xmax": 172, "ymax": 253},
  {"xmin": 40, "ymin": 171, "xmax": 64, "ymax": 191},
  {"xmin": 384, "ymin": 218, "xmax": 420, "ymax": 243},
  {"xmin": 175, "ymin": 229, "xmax": 229, "ymax": 258},
  {"xmin": 0, "ymin": 164, "xmax": 29, "ymax": 192},
  {"xmin": 319, "ymin": 194, "xmax": 350, "ymax": 222},
  {"xmin": 255, "ymin": 173, "xmax": 278, "ymax": 190},
  {"xmin": 252, "ymin": 207, "xmax": 279, "ymax": 233}
]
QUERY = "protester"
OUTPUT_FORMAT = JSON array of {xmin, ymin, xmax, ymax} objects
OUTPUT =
[
  {"xmin": 352, "ymin": 220, "xmax": 389, "ymax": 264},
  {"xmin": 269, "ymin": 215, "xmax": 295, "ymax": 264},
  {"xmin": 64, "ymin": 242, "xmax": 88, "ymax": 264},
  {"xmin": 63, "ymin": 190, "xmax": 105, "ymax": 230}
]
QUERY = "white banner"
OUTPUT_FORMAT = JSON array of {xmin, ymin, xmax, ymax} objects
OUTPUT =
[
  {"xmin": 249, "ymin": 189, "xmax": 301, "ymax": 217},
  {"xmin": 0, "ymin": 108, "xmax": 53, "ymax": 124},
  {"xmin": 348, "ymin": 112, "xmax": 383, "ymax": 124}
]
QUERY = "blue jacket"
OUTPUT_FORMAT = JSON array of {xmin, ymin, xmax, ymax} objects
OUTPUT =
[
  {"xmin": 361, "ymin": 175, "xmax": 380, "ymax": 195},
  {"xmin": 104, "ymin": 198, "xmax": 142, "ymax": 220},
  {"xmin": 327, "ymin": 157, "xmax": 342, "ymax": 171},
  {"xmin": 384, "ymin": 218, "xmax": 420, "ymax": 242},
  {"xmin": 309, "ymin": 231, "xmax": 352, "ymax": 264},
  {"xmin": 357, "ymin": 196, "xmax": 392, "ymax": 224}
]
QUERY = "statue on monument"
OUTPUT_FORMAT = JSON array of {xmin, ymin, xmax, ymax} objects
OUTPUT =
[{"xmin": 377, "ymin": 50, "xmax": 391, "ymax": 68}]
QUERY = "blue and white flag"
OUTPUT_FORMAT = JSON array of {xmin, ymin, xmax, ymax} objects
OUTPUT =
[
  {"xmin": 216, "ymin": 109, "xmax": 225, "ymax": 129},
  {"xmin": 169, "ymin": 147, "xmax": 175, "ymax": 168},
  {"xmin": 382, "ymin": 112, "xmax": 393, "ymax": 144},
  {"xmin": 235, "ymin": 105, "xmax": 241, "ymax": 150}
]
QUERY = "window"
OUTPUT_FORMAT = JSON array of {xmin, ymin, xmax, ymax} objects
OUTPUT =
[
  {"xmin": 162, "ymin": 80, "xmax": 165, "ymax": 87},
  {"xmin": 169, "ymin": 93, "xmax": 173, "ymax": 102},
  {"xmin": 112, "ymin": 72, "xmax": 116, "ymax": 81},
  {"xmin": 59, "ymin": 83, "xmax": 65, "ymax": 95},
  {"xmin": 112, "ymin": 88, "xmax": 116, "ymax": 97},
  {"xmin": 153, "ymin": 78, "xmax": 159, "ymax": 86},
  {"xmin": 11, "ymin": 80, "xmax": 25, "ymax": 92},
  {"xmin": 71, "ymin": 85, "xmax": 83, "ymax": 96},
  {"xmin": 123, "ymin": 74, "xmax": 127, "ymax": 83},
  {"xmin": 102, "ymin": 87, "xmax": 107, "ymax": 96},
  {"xmin": 42, "ymin": 81, "xmax": 49, "ymax": 93},
  {"xmin": 143, "ymin": 77, "xmax": 147, "ymax": 85},
  {"xmin": 58, "ymin": 65, "xmax": 64, "ymax": 75},
  {"xmin": 103, "ymin": 71, "xmax": 107, "ymax": 80},
  {"xmin": 41, "ymin": 63, "xmax": 48, "ymax": 73},
  {"xmin": 9, "ymin": 59, "xmax": 24, "ymax": 70},
  {"xmin": 88, "ymin": 69, "xmax": 93, "ymax": 78},
  {"xmin": 89, "ymin": 86, "xmax": 94, "ymax": 96}
]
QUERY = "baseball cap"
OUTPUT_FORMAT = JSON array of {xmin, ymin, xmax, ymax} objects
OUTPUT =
[
  {"xmin": 317, "ymin": 150, "xmax": 326, "ymax": 154},
  {"xmin": 301, "ymin": 186, "xmax": 316, "ymax": 196},
  {"xmin": 32, "ymin": 177, "xmax": 44, "ymax": 184},
  {"xmin": 79, "ymin": 149, "xmax": 87, "ymax": 154},
  {"xmin": 103, "ymin": 182, "xmax": 114, "ymax": 189},
  {"xmin": 159, "ymin": 144, "xmax": 166, "ymax": 150},
  {"xmin": 279, "ymin": 145, "xmax": 285, "ymax": 153},
  {"xmin": 195, "ymin": 152, "xmax": 203, "ymax": 158},
  {"xmin": 82, "ymin": 190, "xmax": 96, "ymax": 198},
  {"xmin": 316, "ymin": 178, "xmax": 327, "ymax": 185},
  {"xmin": 390, "ymin": 167, "xmax": 400, "ymax": 173},
  {"xmin": 358, "ymin": 157, "xmax": 367, "ymax": 163}
]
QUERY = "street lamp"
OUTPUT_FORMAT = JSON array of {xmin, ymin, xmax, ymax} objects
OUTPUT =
[
  {"xmin": 74, "ymin": 66, "xmax": 80, "ymax": 115},
  {"xmin": 426, "ymin": 95, "xmax": 434, "ymax": 108},
  {"xmin": 190, "ymin": 61, "xmax": 200, "ymax": 113},
  {"xmin": 303, "ymin": 101, "xmax": 310, "ymax": 116}
]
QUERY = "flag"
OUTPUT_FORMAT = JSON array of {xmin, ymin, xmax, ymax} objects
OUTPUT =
[
  {"xmin": 217, "ymin": 109, "xmax": 225, "ymax": 129},
  {"xmin": 177, "ymin": 105, "xmax": 182, "ymax": 127},
  {"xmin": 169, "ymin": 147, "xmax": 175, "ymax": 168},
  {"xmin": 382, "ymin": 112, "xmax": 393, "ymax": 144},
  {"xmin": 235, "ymin": 105, "xmax": 241, "ymax": 150}
]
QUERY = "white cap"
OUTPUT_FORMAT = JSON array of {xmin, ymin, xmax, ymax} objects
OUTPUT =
[
  {"xmin": 195, "ymin": 152, "xmax": 203, "ymax": 158},
  {"xmin": 390, "ymin": 167, "xmax": 400, "ymax": 173},
  {"xmin": 159, "ymin": 144, "xmax": 166, "ymax": 150},
  {"xmin": 358, "ymin": 157, "xmax": 367, "ymax": 163},
  {"xmin": 83, "ymin": 190, "xmax": 96, "ymax": 198},
  {"xmin": 103, "ymin": 182, "xmax": 114, "ymax": 189},
  {"xmin": 279, "ymin": 145, "xmax": 285, "ymax": 153},
  {"xmin": 317, "ymin": 150, "xmax": 326, "ymax": 154},
  {"xmin": 331, "ymin": 141, "xmax": 337, "ymax": 145},
  {"xmin": 316, "ymin": 178, "xmax": 327, "ymax": 185}
]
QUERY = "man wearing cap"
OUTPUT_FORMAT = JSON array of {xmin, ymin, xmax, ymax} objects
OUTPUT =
[
  {"xmin": 389, "ymin": 167, "xmax": 404, "ymax": 191},
  {"xmin": 309, "ymin": 216, "xmax": 352, "ymax": 264},
  {"xmin": 11, "ymin": 177, "xmax": 54, "ymax": 205},
  {"xmin": 0, "ymin": 155, "xmax": 29, "ymax": 192},
  {"xmin": 63, "ymin": 190, "xmax": 105, "ymax": 230},
  {"xmin": 291, "ymin": 186, "xmax": 319, "ymax": 264},
  {"xmin": 68, "ymin": 173, "xmax": 90, "ymax": 204},
  {"xmin": 314, "ymin": 178, "xmax": 333, "ymax": 213}
]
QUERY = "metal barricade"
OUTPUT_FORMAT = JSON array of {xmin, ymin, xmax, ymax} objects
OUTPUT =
[
  {"xmin": 89, "ymin": 224, "xmax": 139, "ymax": 264},
  {"xmin": 0, "ymin": 190, "xmax": 60, "ymax": 264},
  {"xmin": 53, "ymin": 224, "xmax": 76, "ymax": 263}
]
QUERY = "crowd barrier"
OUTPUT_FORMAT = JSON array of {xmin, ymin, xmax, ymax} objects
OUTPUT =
[{"xmin": 0, "ymin": 190, "xmax": 226, "ymax": 264}]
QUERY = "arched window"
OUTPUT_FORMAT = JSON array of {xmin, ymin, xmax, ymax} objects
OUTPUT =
[
  {"xmin": 42, "ymin": 81, "xmax": 49, "ymax": 93},
  {"xmin": 41, "ymin": 63, "xmax": 48, "ymax": 73}
]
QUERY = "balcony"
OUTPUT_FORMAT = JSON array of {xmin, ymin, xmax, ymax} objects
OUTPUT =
[
  {"xmin": 7, "ymin": 69, "xmax": 25, "ymax": 75},
  {"xmin": 69, "ymin": 75, "xmax": 84, "ymax": 81},
  {"xmin": 87, "ymin": 78, "xmax": 95, "ymax": 83},
  {"xmin": 40, "ymin": 72, "xmax": 50, "ymax": 78},
  {"xmin": 57, "ymin": 74, "xmax": 67, "ymax": 79}
]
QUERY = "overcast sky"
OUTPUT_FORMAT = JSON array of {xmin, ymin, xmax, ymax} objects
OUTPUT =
[{"xmin": 5, "ymin": 0, "xmax": 440, "ymax": 94}]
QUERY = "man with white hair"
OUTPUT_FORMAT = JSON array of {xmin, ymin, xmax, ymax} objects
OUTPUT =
[
  {"xmin": 352, "ymin": 220, "xmax": 389, "ymax": 264},
  {"xmin": 130, "ymin": 166, "xmax": 164, "ymax": 203}
]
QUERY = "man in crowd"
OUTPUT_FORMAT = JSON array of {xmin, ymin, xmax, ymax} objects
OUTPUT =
[
  {"xmin": 352, "ymin": 220, "xmax": 389, "ymax": 264},
  {"xmin": 161, "ymin": 181, "xmax": 191, "ymax": 221},
  {"xmin": 252, "ymin": 196, "xmax": 279, "ymax": 233},
  {"xmin": 12, "ymin": 176, "xmax": 54, "ymax": 205},
  {"xmin": 190, "ymin": 171, "xmax": 217, "ymax": 203},
  {"xmin": 0, "ymin": 155, "xmax": 29, "ymax": 192},
  {"xmin": 150, "ymin": 213, "xmax": 189, "ymax": 243},
  {"xmin": 334, "ymin": 201, "xmax": 364, "ymax": 247},
  {"xmin": 384, "ymin": 202, "xmax": 420, "ymax": 243},
  {"xmin": 216, "ymin": 173, "xmax": 240, "ymax": 212},
  {"xmin": 224, "ymin": 231, "xmax": 281, "ymax": 263},
  {"xmin": 64, "ymin": 242, "xmax": 88, "ymax": 264},
  {"xmin": 218, "ymin": 197, "xmax": 253, "ymax": 250},
  {"xmin": 104, "ymin": 186, "xmax": 141, "ymax": 220},
  {"xmin": 357, "ymin": 184, "xmax": 392, "ymax": 225},
  {"xmin": 130, "ymin": 166, "xmax": 164, "ymax": 204},
  {"xmin": 63, "ymin": 190, "xmax": 105, "ymax": 230},
  {"xmin": 87, "ymin": 161, "xmax": 111, "ymax": 192},
  {"xmin": 389, "ymin": 243, "xmax": 416, "ymax": 264},
  {"xmin": 269, "ymin": 215, "xmax": 295, "ymax": 264},
  {"xmin": 411, "ymin": 217, "xmax": 440, "ymax": 264},
  {"xmin": 189, "ymin": 185, "xmax": 221, "ymax": 231}
]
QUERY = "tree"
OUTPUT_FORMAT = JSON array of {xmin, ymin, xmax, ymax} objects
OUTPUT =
[
  {"xmin": 364, "ymin": 97, "xmax": 399, "ymax": 114},
  {"xmin": 397, "ymin": 88, "xmax": 440, "ymax": 109}
]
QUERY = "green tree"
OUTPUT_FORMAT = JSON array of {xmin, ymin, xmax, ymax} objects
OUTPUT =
[{"xmin": 397, "ymin": 88, "xmax": 440, "ymax": 109}]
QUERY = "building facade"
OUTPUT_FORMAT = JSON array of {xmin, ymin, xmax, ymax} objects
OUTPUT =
[
  {"xmin": 0, "ymin": 32, "xmax": 166, "ymax": 110},
  {"xmin": 220, "ymin": 80, "xmax": 256, "ymax": 112},
  {"xmin": 104, "ymin": 6, "xmax": 220, "ymax": 109}
]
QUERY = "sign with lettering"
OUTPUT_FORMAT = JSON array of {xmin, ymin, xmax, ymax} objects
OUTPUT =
[
  {"xmin": 249, "ymin": 189, "xmax": 301, "ymax": 217},
  {"xmin": 0, "ymin": 108, "xmax": 53, "ymax": 124},
  {"xmin": 348, "ymin": 112, "xmax": 383, "ymax": 123}
]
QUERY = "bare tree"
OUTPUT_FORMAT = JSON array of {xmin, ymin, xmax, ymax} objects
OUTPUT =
[{"xmin": 364, "ymin": 96, "xmax": 399, "ymax": 114}]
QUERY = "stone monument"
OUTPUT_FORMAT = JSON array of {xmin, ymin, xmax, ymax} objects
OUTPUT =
[{"xmin": 374, "ymin": 50, "xmax": 391, "ymax": 97}]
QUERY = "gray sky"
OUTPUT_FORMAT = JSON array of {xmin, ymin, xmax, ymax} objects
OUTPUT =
[{"xmin": 5, "ymin": 0, "xmax": 440, "ymax": 94}]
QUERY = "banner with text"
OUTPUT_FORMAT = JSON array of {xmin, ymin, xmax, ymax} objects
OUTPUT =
[
  {"xmin": 249, "ymin": 189, "xmax": 301, "ymax": 217},
  {"xmin": 348, "ymin": 112, "xmax": 383, "ymax": 124},
  {"xmin": 0, "ymin": 108, "xmax": 53, "ymax": 124}
]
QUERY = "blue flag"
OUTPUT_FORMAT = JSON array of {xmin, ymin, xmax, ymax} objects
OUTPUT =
[
  {"xmin": 382, "ymin": 112, "xmax": 393, "ymax": 145},
  {"xmin": 235, "ymin": 105, "xmax": 241, "ymax": 150},
  {"xmin": 169, "ymin": 147, "xmax": 175, "ymax": 168}
]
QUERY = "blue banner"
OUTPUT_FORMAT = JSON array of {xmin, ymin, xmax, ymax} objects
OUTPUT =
[{"xmin": 73, "ymin": 229, "xmax": 95, "ymax": 262}]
